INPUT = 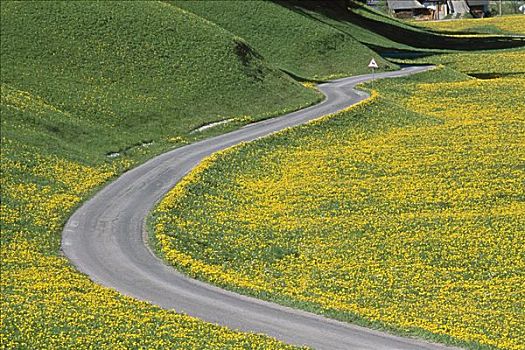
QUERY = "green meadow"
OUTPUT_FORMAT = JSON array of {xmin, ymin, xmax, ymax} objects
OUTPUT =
[{"xmin": 2, "ymin": 0, "xmax": 524, "ymax": 349}]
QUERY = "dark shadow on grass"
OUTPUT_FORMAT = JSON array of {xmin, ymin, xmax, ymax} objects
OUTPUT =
[
  {"xmin": 467, "ymin": 72, "xmax": 525, "ymax": 79},
  {"xmin": 271, "ymin": 0, "xmax": 525, "ymax": 51},
  {"xmin": 269, "ymin": 0, "xmax": 444, "ymax": 64},
  {"xmin": 364, "ymin": 43, "xmax": 440, "ymax": 58},
  {"xmin": 421, "ymin": 25, "xmax": 520, "ymax": 37}
]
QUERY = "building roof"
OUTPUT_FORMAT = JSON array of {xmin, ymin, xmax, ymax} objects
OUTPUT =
[
  {"xmin": 387, "ymin": 0, "xmax": 425, "ymax": 10},
  {"xmin": 466, "ymin": 0, "xmax": 489, "ymax": 6}
]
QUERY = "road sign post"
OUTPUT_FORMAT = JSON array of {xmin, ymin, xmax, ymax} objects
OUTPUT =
[{"xmin": 368, "ymin": 58, "xmax": 378, "ymax": 90}]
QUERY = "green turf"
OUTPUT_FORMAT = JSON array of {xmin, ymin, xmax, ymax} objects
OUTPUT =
[
  {"xmin": 1, "ymin": 1, "xmax": 319, "ymax": 162},
  {"xmin": 450, "ymin": 25, "xmax": 512, "ymax": 35},
  {"xmin": 170, "ymin": 0, "xmax": 396, "ymax": 80},
  {"xmin": 172, "ymin": 0, "xmax": 524, "ymax": 70}
]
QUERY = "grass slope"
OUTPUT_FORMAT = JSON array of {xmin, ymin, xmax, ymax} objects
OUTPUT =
[
  {"xmin": 287, "ymin": 0, "xmax": 525, "ymax": 62},
  {"xmin": 170, "ymin": 0, "xmax": 395, "ymax": 80},
  {"xmin": 1, "ymin": 1, "xmax": 319, "ymax": 348},
  {"xmin": 1, "ymin": 1, "xmax": 318, "ymax": 161},
  {"xmin": 172, "ymin": 0, "xmax": 524, "ymax": 73}
]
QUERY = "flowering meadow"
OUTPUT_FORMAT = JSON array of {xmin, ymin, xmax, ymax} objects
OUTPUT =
[
  {"xmin": 0, "ymin": 83, "xmax": 306, "ymax": 349},
  {"xmin": 417, "ymin": 15, "xmax": 525, "ymax": 35},
  {"xmin": 2, "ymin": 1, "xmax": 524, "ymax": 347},
  {"xmin": 429, "ymin": 50, "xmax": 525, "ymax": 78},
  {"xmin": 153, "ymin": 51, "xmax": 525, "ymax": 349},
  {"xmin": 0, "ymin": 1, "xmax": 329, "ymax": 347}
]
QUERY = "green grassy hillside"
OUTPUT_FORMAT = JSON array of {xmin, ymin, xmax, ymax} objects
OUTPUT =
[
  {"xmin": 172, "ymin": 0, "xmax": 524, "ymax": 75},
  {"xmin": 415, "ymin": 15, "xmax": 525, "ymax": 36},
  {"xmin": 1, "ymin": 1, "xmax": 318, "ymax": 160},
  {"xmin": 170, "ymin": 0, "xmax": 395, "ymax": 80},
  {"xmin": 1, "ymin": 1, "xmax": 317, "ymax": 348},
  {"xmin": 302, "ymin": 0, "xmax": 525, "ymax": 53}
]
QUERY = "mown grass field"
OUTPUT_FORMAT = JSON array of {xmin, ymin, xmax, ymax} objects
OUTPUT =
[
  {"xmin": 153, "ymin": 50, "xmax": 525, "ymax": 350},
  {"xmin": 1, "ymin": 1, "xmax": 320, "ymax": 348},
  {"xmin": 417, "ymin": 15, "xmax": 525, "ymax": 36}
]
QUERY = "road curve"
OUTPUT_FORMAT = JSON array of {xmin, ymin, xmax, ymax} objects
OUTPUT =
[{"xmin": 62, "ymin": 66, "xmax": 457, "ymax": 350}]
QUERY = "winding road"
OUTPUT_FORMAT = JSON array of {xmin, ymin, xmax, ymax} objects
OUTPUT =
[{"xmin": 62, "ymin": 66, "xmax": 458, "ymax": 350}]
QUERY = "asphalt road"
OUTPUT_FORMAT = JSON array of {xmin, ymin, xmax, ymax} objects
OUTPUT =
[{"xmin": 62, "ymin": 66, "xmax": 458, "ymax": 350}]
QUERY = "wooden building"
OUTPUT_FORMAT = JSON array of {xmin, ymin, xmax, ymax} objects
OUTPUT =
[
  {"xmin": 386, "ymin": 0, "xmax": 432, "ymax": 19},
  {"xmin": 386, "ymin": 0, "xmax": 490, "ymax": 19},
  {"xmin": 421, "ymin": 0, "xmax": 449, "ymax": 19}
]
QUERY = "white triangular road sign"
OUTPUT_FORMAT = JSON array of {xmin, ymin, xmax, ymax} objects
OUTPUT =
[{"xmin": 368, "ymin": 58, "xmax": 378, "ymax": 69}]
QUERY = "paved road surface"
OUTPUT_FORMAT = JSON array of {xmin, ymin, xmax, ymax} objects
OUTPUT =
[{"xmin": 63, "ymin": 66, "xmax": 458, "ymax": 349}]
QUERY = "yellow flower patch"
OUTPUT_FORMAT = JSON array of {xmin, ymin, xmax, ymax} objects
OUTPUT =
[
  {"xmin": 418, "ymin": 15, "xmax": 525, "ymax": 35},
  {"xmin": 1, "ymin": 137, "xmax": 299, "ymax": 348},
  {"xmin": 155, "ymin": 69, "xmax": 525, "ymax": 349}
]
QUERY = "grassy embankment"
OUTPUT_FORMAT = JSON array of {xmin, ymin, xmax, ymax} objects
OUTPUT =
[
  {"xmin": 1, "ymin": 1, "xmax": 321, "ymax": 348},
  {"xmin": 152, "ymin": 9, "xmax": 525, "ymax": 350},
  {"xmin": 172, "ymin": 0, "xmax": 524, "ymax": 71},
  {"xmin": 170, "ymin": 0, "xmax": 395, "ymax": 80}
]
